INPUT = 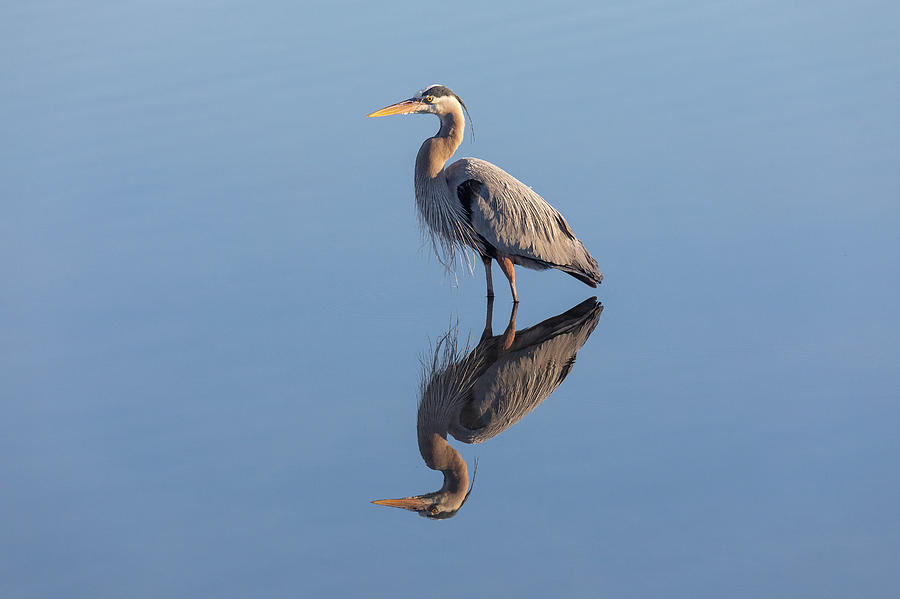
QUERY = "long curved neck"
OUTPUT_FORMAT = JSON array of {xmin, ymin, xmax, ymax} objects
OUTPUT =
[
  {"xmin": 415, "ymin": 105, "xmax": 465, "ymax": 181},
  {"xmin": 417, "ymin": 429, "xmax": 469, "ymax": 499},
  {"xmin": 412, "ymin": 102, "xmax": 478, "ymax": 269}
]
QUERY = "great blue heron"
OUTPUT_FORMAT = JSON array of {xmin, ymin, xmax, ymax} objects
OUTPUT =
[
  {"xmin": 368, "ymin": 84, "xmax": 604, "ymax": 302},
  {"xmin": 372, "ymin": 296, "xmax": 603, "ymax": 518}
]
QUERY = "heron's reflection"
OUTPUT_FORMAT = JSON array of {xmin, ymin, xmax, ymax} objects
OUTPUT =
[{"xmin": 373, "ymin": 297, "xmax": 603, "ymax": 518}]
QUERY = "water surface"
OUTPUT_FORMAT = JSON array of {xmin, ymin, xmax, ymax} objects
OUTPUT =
[{"xmin": 2, "ymin": 1, "xmax": 899, "ymax": 597}]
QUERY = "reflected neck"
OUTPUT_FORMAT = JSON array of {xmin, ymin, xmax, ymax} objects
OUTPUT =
[{"xmin": 417, "ymin": 430, "xmax": 469, "ymax": 498}]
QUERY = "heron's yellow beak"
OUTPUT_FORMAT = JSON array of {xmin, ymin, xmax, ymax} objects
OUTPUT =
[
  {"xmin": 367, "ymin": 99, "xmax": 422, "ymax": 117},
  {"xmin": 371, "ymin": 496, "xmax": 429, "ymax": 510}
]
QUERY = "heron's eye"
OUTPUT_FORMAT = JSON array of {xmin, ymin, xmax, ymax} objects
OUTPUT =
[
  {"xmin": 430, "ymin": 506, "xmax": 439, "ymax": 515},
  {"xmin": 425, "ymin": 95, "xmax": 435, "ymax": 103}
]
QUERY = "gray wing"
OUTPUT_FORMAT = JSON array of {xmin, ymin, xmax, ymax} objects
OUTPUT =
[
  {"xmin": 449, "ymin": 298, "xmax": 604, "ymax": 444},
  {"xmin": 446, "ymin": 158, "xmax": 603, "ymax": 286}
]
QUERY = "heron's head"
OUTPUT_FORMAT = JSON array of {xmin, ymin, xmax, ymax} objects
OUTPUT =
[
  {"xmin": 371, "ymin": 459, "xmax": 477, "ymax": 520},
  {"xmin": 368, "ymin": 84, "xmax": 472, "ymax": 124},
  {"xmin": 371, "ymin": 488, "xmax": 470, "ymax": 520}
]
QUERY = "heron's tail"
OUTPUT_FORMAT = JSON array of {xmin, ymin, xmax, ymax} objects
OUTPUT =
[
  {"xmin": 558, "ymin": 246, "xmax": 603, "ymax": 287},
  {"xmin": 563, "ymin": 269, "xmax": 603, "ymax": 287}
]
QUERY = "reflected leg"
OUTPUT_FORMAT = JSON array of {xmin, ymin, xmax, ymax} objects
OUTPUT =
[
  {"xmin": 480, "ymin": 295, "xmax": 494, "ymax": 342},
  {"xmin": 500, "ymin": 300, "xmax": 518, "ymax": 351}
]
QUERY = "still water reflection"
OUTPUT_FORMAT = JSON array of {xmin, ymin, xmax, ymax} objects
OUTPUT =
[{"xmin": 373, "ymin": 297, "xmax": 603, "ymax": 518}]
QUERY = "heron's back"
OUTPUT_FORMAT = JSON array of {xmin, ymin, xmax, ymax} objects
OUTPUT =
[{"xmin": 446, "ymin": 158, "xmax": 603, "ymax": 285}]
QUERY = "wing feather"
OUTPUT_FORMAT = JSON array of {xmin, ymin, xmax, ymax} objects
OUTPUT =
[{"xmin": 447, "ymin": 158, "xmax": 602, "ymax": 284}]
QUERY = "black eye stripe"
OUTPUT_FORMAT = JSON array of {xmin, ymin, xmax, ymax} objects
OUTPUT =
[{"xmin": 422, "ymin": 85, "xmax": 454, "ymax": 98}]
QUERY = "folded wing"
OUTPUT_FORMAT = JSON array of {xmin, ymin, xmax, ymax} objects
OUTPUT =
[{"xmin": 446, "ymin": 158, "xmax": 603, "ymax": 286}]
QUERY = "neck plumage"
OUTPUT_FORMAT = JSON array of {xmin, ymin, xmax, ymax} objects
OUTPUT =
[
  {"xmin": 412, "ymin": 105, "xmax": 478, "ymax": 268},
  {"xmin": 417, "ymin": 429, "xmax": 469, "ymax": 501},
  {"xmin": 415, "ymin": 105, "xmax": 465, "ymax": 181}
]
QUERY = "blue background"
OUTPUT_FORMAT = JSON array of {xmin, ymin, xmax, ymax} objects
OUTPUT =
[{"xmin": 2, "ymin": 1, "xmax": 898, "ymax": 596}]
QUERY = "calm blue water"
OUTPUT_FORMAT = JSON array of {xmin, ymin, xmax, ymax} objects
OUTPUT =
[{"xmin": 3, "ymin": 1, "xmax": 899, "ymax": 597}]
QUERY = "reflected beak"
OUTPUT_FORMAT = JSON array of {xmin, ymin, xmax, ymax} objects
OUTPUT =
[
  {"xmin": 367, "ymin": 99, "xmax": 422, "ymax": 118},
  {"xmin": 371, "ymin": 496, "xmax": 429, "ymax": 511}
]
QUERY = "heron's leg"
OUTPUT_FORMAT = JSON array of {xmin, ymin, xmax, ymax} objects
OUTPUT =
[
  {"xmin": 496, "ymin": 255, "xmax": 518, "ymax": 303},
  {"xmin": 480, "ymin": 295, "xmax": 494, "ymax": 342},
  {"xmin": 500, "ymin": 301, "xmax": 518, "ymax": 351},
  {"xmin": 482, "ymin": 255, "xmax": 494, "ymax": 298}
]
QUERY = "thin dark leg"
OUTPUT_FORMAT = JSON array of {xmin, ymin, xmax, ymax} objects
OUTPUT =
[
  {"xmin": 482, "ymin": 255, "xmax": 494, "ymax": 298},
  {"xmin": 480, "ymin": 295, "xmax": 494, "ymax": 342}
]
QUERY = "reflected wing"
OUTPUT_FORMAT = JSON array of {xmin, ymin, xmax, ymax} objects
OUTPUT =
[
  {"xmin": 446, "ymin": 158, "xmax": 602, "ymax": 285},
  {"xmin": 450, "ymin": 298, "xmax": 603, "ymax": 443}
]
